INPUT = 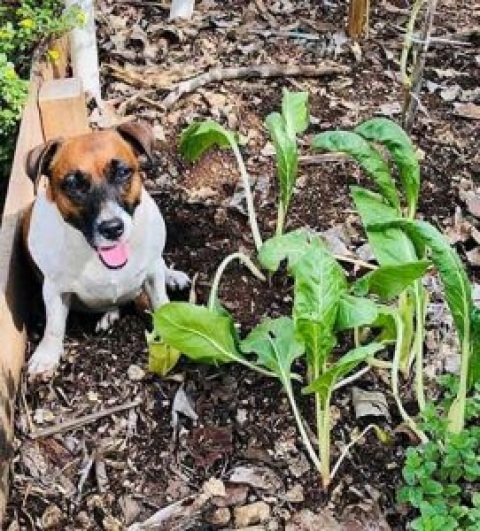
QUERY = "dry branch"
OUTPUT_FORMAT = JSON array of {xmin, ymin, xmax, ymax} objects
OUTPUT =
[
  {"xmin": 30, "ymin": 399, "xmax": 142, "ymax": 439},
  {"xmin": 402, "ymin": 0, "xmax": 438, "ymax": 131},
  {"xmin": 161, "ymin": 63, "xmax": 350, "ymax": 109}
]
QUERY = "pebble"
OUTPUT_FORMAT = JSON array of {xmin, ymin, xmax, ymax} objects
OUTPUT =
[
  {"xmin": 234, "ymin": 501, "xmax": 271, "ymax": 527},
  {"xmin": 127, "ymin": 364, "xmax": 145, "ymax": 381},
  {"xmin": 41, "ymin": 505, "xmax": 64, "ymax": 529},
  {"xmin": 285, "ymin": 484, "xmax": 304, "ymax": 503},
  {"xmin": 207, "ymin": 507, "xmax": 231, "ymax": 526}
]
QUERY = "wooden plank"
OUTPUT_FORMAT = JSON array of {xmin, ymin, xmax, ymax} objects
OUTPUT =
[
  {"xmin": 39, "ymin": 77, "xmax": 89, "ymax": 139},
  {"xmin": 0, "ymin": 73, "xmax": 43, "ymax": 523},
  {"xmin": 0, "ymin": 38, "xmax": 90, "ymax": 522}
]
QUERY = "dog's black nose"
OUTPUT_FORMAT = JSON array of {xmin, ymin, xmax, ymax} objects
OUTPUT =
[{"xmin": 98, "ymin": 218, "xmax": 124, "ymax": 240}]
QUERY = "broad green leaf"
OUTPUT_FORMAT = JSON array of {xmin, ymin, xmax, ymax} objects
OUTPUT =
[
  {"xmin": 241, "ymin": 317, "xmax": 304, "ymax": 383},
  {"xmin": 293, "ymin": 240, "xmax": 347, "ymax": 369},
  {"xmin": 179, "ymin": 120, "xmax": 235, "ymax": 162},
  {"xmin": 335, "ymin": 294, "xmax": 379, "ymax": 331},
  {"xmin": 355, "ymin": 118, "xmax": 420, "ymax": 215},
  {"xmin": 369, "ymin": 219, "xmax": 471, "ymax": 341},
  {"xmin": 351, "ymin": 186, "xmax": 418, "ymax": 265},
  {"xmin": 147, "ymin": 337, "xmax": 181, "ymax": 376},
  {"xmin": 302, "ymin": 343, "xmax": 384, "ymax": 401},
  {"xmin": 353, "ymin": 260, "xmax": 430, "ymax": 300},
  {"xmin": 313, "ymin": 131, "xmax": 400, "ymax": 210},
  {"xmin": 469, "ymin": 308, "xmax": 480, "ymax": 387},
  {"xmin": 258, "ymin": 229, "xmax": 311, "ymax": 272},
  {"xmin": 265, "ymin": 111, "xmax": 298, "ymax": 210},
  {"xmin": 282, "ymin": 89, "xmax": 309, "ymax": 138},
  {"xmin": 153, "ymin": 302, "xmax": 243, "ymax": 365}
]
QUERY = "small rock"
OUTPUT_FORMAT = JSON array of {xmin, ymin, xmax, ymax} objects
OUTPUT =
[
  {"xmin": 75, "ymin": 511, "xmax": 91, "ymax": 529},
  {"xmin": 41, "ymin": 505, "xmax": 64, "ymax": 529},
  {"xmin": 202, "ymin": 477, "xmax": 226, "ymax": 498},
  {"xmin": 466, "ymin": 196, "xmax": 480, "ymax": 217},
  {"xmin": 285, "ymin": 484, "xmax": 304, "ymax": 503},
  {"xmin": 286, "ymin": 509, "xmax": 341, "ymax": 531},
  {"xmin": 467, "ymin": 247, "xmax": 480, "ymax": 266},
  {"xmin": 212, "ymin": 483, "xmax": 249, "ymax": 507},
  {"xmin": 288, "ymin": 452, "xmax": 310, "ymax": 478},
  {"xmin": 103, "ymin": 515, "xmax": 123, "ymax": 531},
  {"xmin": 127, "ymin": 364, "xmax": 145, "ymax": 381},
  {"xmin": 207, "ymin": 507, "xmax": 231, "ymax": 526},
  {"xmin": 234, "ymin": 501, "xmax": 271, "ymax": 527},
  {"xmin": 236, "ymin": 408, "xmax": 248, "ymax": 425}
]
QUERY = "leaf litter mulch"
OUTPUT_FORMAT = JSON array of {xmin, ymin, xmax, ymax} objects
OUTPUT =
[{"xmin": 6, "ymin": 0, "xmax": 480, "ymax": 529}]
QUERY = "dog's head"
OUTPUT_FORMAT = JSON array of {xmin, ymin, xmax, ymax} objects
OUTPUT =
[{"xmin": 26, "ymin": 122, "xmax": 154, "ymax": 269}]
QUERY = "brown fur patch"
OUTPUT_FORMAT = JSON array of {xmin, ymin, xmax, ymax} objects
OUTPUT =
[{"xmin": 48, "ymin": 130, "xmax": 142, "ymax": 220}]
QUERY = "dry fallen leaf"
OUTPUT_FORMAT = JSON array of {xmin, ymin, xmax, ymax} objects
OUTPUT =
[
  {"xmin": 454, "ymin": 102, "xmax": 480, "ymax": 120},
  {"xmin": 351, "ymin": 387, "xmax": 391, "ymax": 421}
]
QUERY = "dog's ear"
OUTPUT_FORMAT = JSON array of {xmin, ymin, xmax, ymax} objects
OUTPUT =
[
  {"xmin": 25, "ymin": 139, "xmax": 62, "ymax": 190},
  {"xmin": 117, "ymin": 121, "xmax": 155, "ymax": 162}
]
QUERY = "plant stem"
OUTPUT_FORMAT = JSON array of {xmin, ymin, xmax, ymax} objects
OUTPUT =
[
  {"xmin": 334, "ymin": 366, "xmax": 370, "ymax": 391},
  {"xmin": 318, "ymin": 394, "xmax": 332, "ymax": 488},
  {"xmin": 208, "ymin": 252, "xmax": 266, "ymax": 310},
  {"xmin": 413, "ymin": 282, "xmax": 426, "ymax": 411},
  {"xmin": 284, "ymin": 383, "xmax": 323, "ymax": 474},
  {"xmin": 230, "ymin": 141, "xmax": 263, "ymax": 251},
  {"xmin": 330, "ymin": 424, "xmax": 376, "ymax": 482},
  {"xmin": 448, "ymin": 326, "xmax": 470, "ymax": 433},
  {"xmin": 392, "ymin": 312, "xmax": 428, "ymax": 443},
  {"xmin": 276, "ymin": 201, "xmax": 286, "ymax": 236}
]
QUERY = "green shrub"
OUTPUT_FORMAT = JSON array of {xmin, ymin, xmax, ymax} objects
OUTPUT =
[{"xmin": 0, "ymin": 1, "xmax": 83, "ymax": 183}]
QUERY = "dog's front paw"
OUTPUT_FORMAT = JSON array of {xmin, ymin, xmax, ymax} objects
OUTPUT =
[
  {"xmin": 28, "ymin": 338, "xmax": 63, "ymax": 380},
  {"xmin": 95, "ymin": 308, "xmax": 120, "ymax": 333},
  {"xmin": 166, "ymin": 268, "xmax": 190, "ymax": 290}
]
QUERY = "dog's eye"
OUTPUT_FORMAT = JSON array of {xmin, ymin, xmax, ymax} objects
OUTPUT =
[
  {"xmin": 62, "ymin": 172, "xmax": 90, "ymax": 197},
  {"xmin": 110, "ymin": 160, "xmax": 132, "ymax": 185}
]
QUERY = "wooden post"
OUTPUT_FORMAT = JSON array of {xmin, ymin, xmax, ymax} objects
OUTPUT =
[
  {"xmin": 347, "ymin": 0, "xmax": 369, "ymax": 40},
  {"xmin": 39, "ymin": 78, "xmax": 89, "ymax": 139},
  {"xmin": 65, "ymin": 0, "xmax": 101, "ymax": 103}
]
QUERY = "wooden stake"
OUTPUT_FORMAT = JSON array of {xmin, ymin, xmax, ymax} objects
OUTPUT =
[{"xmin": 347, "ymin": 0, "xmax": 369, "ymax": 40}]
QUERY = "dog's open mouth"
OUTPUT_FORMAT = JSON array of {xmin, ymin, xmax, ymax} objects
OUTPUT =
[{"xmin": 97, "ymin": 242, "xmax": 129, "ymax": 269}]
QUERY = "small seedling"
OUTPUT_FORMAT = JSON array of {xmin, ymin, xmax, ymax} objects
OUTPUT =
[{"xmin": 265, "ymin": 88, "xmax": 309, "ymax": 236}]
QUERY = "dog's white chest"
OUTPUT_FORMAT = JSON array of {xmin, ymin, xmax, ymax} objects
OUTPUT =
[{"xmin": 29, "ymin": 190, "xmax": 166, "ymax": 310}]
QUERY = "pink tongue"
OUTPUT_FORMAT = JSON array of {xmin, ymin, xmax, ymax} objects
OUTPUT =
[{"xmin": 98, "ymin": 242, "xmax": 129, "ymax": 268}]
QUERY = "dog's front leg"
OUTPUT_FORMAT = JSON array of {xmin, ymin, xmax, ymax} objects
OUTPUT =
[
  {"xmin": 29, "ymin": 279, "xmax": 70, "ymax": 377},
  {"xmin": 144, "ymin": 258, "xmax": 170, "ymax": 310}
]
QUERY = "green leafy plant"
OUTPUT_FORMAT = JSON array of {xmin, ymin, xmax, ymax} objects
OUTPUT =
[
  {"xmin": 369, "ymin": 219, "xmax": 480, "ymax": 434},
  {"xmin": 398, "ymin": 392, "xmax": 480, "ymax": 530},
  {"xmin": 312, "ymin": 118, "xmax": 428, "ymax": 413},
  {"xmin": 154, "ymin": 229, "xmax": 394, "ymax": 487},
  {"xmin": 180, "ymin": 120, "xmax": 263, "ymax": 251},
  {"xmin": 265, "ymin": 89, "xmax": 309, "ymax": 236},
  {"xmin": 179, "ymin": 89, "xmax": 309, "ymax": 249}
]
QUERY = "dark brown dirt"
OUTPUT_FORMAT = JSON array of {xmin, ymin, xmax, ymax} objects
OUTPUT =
[{"xmin": 5, "ymin": 0, "xmax": 480, "ymax": 529}]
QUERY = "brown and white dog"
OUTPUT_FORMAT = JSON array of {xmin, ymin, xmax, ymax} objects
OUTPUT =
[{"xmin": 23, "ymin": 122, "xmax": 188, "ymax": 377}]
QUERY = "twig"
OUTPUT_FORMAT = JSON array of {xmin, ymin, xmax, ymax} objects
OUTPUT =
[
  {"xmin": 29, "ymin": 398, "xmax": 142, "ymax": 439},
  {"xmin": 402, "ymin": 0, "xmax": 438, "ymax": 132},
  {"xmin": 161, "ymin": 63, "xmax": 350, "ymax": 109},
  {"xmin": 330, "ymin": 424, "xmax": 376, "ymax": 481},
  {"xmin": 333, "ymin": 254, "xmax": 378, "ymax": 270},
  {"xmin": 247, "ymin": 28, "xmax": 323, "ymax": 41}
]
